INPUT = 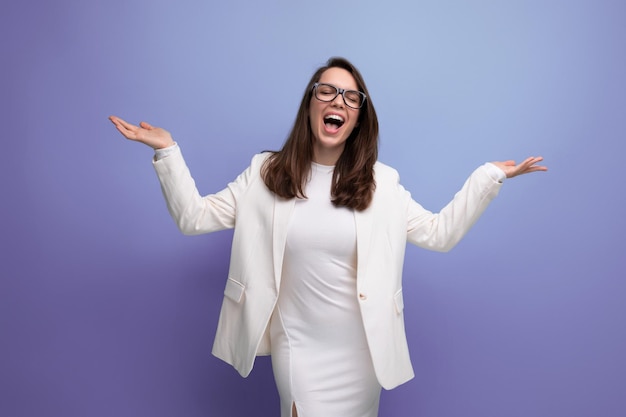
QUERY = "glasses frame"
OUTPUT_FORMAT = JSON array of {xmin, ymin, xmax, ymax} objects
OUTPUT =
[{"xmin": 312, "ymin": 82, "xmax": 367, "ymax": 109}]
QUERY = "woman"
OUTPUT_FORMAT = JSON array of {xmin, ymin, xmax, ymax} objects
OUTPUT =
[{"xmin": 110, "ymin": 57, "xmax": 546, "ymax": 417}]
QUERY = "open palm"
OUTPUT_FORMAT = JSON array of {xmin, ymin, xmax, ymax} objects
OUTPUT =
[
  {"xmin": 109, "ymin": 116, "xmax": 174, "ymax": 150},
  {"xmin": 492, "ymin": 156, "xmax": 547, "ymax": 178}
]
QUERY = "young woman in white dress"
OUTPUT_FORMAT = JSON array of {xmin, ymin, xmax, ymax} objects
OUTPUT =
[{"xmin": 110, "ymin": 57, "xmax": 546, "ymax": 417}]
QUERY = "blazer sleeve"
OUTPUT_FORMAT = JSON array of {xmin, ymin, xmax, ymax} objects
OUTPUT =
[
  {"xmin": 152, "ymin": 147, "xmax": 266, "ymax": 235},
  {"xmin": 404, "ymin": 164, "xmax": 503, "ymax": 252}
]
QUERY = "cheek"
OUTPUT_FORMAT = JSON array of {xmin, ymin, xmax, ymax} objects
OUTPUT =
[
  {"xmin": 348, "ymin": 111, "xmax": 361, "ymax": 129},
  {"xmin": 309, "ymin": 107, "xmax": 317, "ymax": 124},
  {"xmin": 309, "ymin": 100, "xmax": 322, "ymax": 120}
]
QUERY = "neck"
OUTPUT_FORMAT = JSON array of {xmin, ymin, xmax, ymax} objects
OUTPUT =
[{"xmin": 312, "ymin": 146, "xmax": 343, "ymax": 166}]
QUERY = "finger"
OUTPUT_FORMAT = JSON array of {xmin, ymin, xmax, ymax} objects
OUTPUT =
[
  {"xmin": 140, "ymin": 121, "xmax": 155, "ymax": 130},
  {"xmin": 109, "ymin": 115, "xmax": 126, "ymax": 130},
  {"xmin": 517, "ymin": 157, "xmax": 540, "ymax": 172},
  {"xmin": 526, "ymin": 165, "xmax": 548, "ymax": 173},
  {"xmin": 114, "ymin": 123, "xmax": 136, "ymax": 139},
  {"xmin": 517, "ymin": 160, "xmax": 548, "ymax": 175},
  {"xmin": 525, "ymin": 157, "xmax": 546, "ymax": 170},
  {"xmin": 116, "ymin": 117, "xmax": 140, "ymax": 132},
  {"xmin": 109, "ymin": 115, "xmax": 131, "ymax": 127},
  {"xmin": 109, "ymin": 116, "xmax": 140, "ymax": 139}
]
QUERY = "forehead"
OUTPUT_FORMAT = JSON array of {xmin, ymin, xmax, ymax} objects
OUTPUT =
[{"xmin": 318, "ymin": 67, "xmax": 358, "ymax": 90}]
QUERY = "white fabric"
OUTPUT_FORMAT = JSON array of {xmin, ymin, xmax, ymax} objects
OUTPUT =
[
  {"xmin": 484, "ymin": 162, "xmax": 506, "ymax": 182},
  {"xmin": 152, "ymin": 148, "xmax": 503, "ymax": 389},
  {"xmin": 154, "ymin": 142, "xmax": 178, "ymax": 160},
  {"xmin": 270, "ymin": 162, "xmax": 380, "ymax": 417}
]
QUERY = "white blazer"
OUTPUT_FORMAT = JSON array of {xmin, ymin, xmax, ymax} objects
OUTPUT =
[{"xmin": 153, "ymin": 148, "xmax": 502, "ymax": 390}]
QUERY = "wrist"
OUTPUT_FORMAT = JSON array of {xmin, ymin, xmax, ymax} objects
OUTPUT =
[
  {"xmin": 153, "ymin": 139, "xmax": 175, "ymax": 150},
  {"xmin": 485, "ymin": 162, "xmax": 506, "ymax": 183},
  {"xmin": 154, "ymin": 142, "xmax": 178, "ymax": 161}
]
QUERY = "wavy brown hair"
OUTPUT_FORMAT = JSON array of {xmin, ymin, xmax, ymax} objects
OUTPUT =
[{"xmin": 261, "ymin": 57, "xmax": 379, "ymax": 211}]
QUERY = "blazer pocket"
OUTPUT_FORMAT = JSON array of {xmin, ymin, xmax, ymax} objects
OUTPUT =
[
  {"xmin": 224, "ymin": 278, "xmax": 245, "ymax": 303},
  {"xmin": 393, "ymin": 289, "xmax": 404, "ymax": 314}
]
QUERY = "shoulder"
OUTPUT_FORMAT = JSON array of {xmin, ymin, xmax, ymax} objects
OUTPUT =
[
  {"xmin": 371, "ymin": 161, "xmax": 411, "ymax": 208},
  {"xmin": 374, "ymin": 160, "xmax": 400, "ymax": 183},
  {"xmin": 226, "ymin": 152, "xmax": 274, "ymax": 189},
  {"xmin": 250, "ymin": 151, "xmax": 273, "ymax": 165},
  {"xmin": 246, "ymin": 152, "xmax": 274, "ymax": 174}
]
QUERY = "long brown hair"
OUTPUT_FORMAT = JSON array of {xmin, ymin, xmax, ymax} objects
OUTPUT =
[{"xmin": 262, "ymin": 57, "xmax": 379, "ymax": 211}]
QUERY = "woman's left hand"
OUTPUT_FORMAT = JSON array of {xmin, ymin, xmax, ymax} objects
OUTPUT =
[{"xmin": 491, "ymin": 156, "xmax": 548, "ymax": 179}]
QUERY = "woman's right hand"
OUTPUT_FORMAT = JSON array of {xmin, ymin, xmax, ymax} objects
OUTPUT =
[{"xmin": 109, "ymin": 116, "xmax": 175, "ymax": 150}]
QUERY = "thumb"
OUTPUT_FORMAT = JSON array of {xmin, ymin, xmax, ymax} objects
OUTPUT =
[{"xmin": 139, "ymin": 121, "xmax": 155, "ymax": 130}]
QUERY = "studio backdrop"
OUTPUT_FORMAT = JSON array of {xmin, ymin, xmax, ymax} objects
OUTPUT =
[{"xmin": 1, "ymin": 1, "xmax": 625, "ymax": 416}]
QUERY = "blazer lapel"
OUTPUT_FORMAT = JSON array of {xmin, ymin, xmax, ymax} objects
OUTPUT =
[{"xmin": 272, "ymin": 195, "xmax": 296, "ymax": 290}]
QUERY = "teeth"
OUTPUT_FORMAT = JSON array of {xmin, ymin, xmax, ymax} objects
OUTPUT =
[{"xmin": 325, "ymin": 114, "xmax": 344, "ymax": 123}]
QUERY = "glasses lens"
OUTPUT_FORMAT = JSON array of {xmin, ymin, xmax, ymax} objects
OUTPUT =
[
  {"xmin": 315, "ymin": 83, "xmax": 338, "ymax": 102},
  {"xmin": 344, "ymin": 90, "xmax": 364, "ymax": 109}
]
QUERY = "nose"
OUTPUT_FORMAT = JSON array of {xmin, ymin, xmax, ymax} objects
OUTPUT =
[{"xmin": 331, "ymin": 91, "xmax": 345, "ymax": 108}]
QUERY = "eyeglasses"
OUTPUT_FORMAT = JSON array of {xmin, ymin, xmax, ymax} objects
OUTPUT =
[{"xmin": 312, "ymin": 83, "xmax": 367, "ymax": 109}]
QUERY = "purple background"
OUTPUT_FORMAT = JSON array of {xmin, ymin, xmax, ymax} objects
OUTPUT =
[{"xmin": 2, "ymin": 0, "xmax": 625, "ymax": 416}]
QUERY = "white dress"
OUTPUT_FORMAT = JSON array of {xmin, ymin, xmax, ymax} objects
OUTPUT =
[{"xmin": 270, "ymin": 162, "xmax": 382, "ymax": 417}]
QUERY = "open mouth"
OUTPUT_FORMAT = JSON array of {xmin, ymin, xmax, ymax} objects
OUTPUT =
[{"xmin": 324, "ymin": 114, "xmax": 345, "ymax": 129}]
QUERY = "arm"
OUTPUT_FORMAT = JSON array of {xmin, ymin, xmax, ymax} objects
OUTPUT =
[
  {"xmin": 153, "ymin": 147, "xmax": 267, "ymax": 235},
  {"xmin": 109, "ymin": 116, "xmax": 256, "ymax": 235},
  {"xmin": 405, "ymin": 157, "xmax": 547, "ymax": 252},
  {"xmin": 152, "ymin": 146, "xmax": 242, "ymax": 234},
  {"xmin": 405, "ymin": 163, "xmax": 502, "ymax": 252}
]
